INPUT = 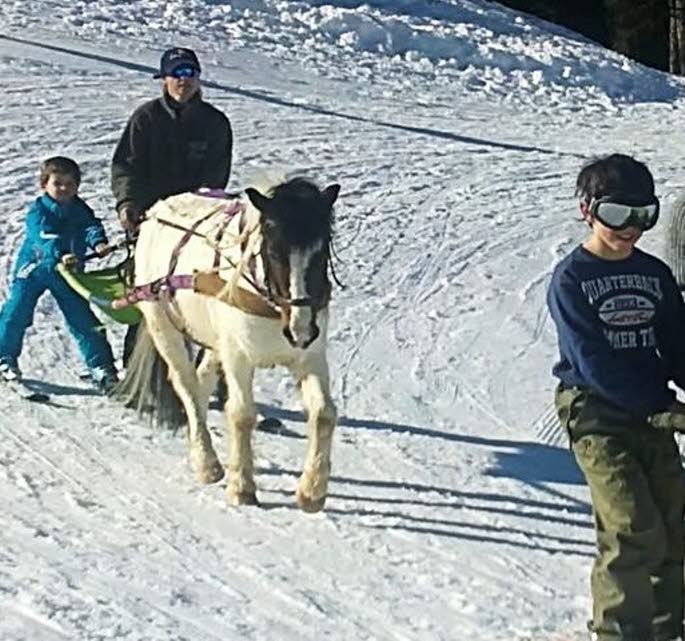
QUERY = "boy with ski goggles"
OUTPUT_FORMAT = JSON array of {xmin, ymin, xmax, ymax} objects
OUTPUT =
[
  {"xmin": 586, "ymin": 195, "xmax": 660, "ymax": 231},
  {"xmin": 548, "ymin": 153, "xmax": 685, "ymax": 641}
]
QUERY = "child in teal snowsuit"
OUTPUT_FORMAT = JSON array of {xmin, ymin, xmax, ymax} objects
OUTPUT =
[{"xmin": 0, "ymin": 156, "xmax": 117, "ymax": 390}]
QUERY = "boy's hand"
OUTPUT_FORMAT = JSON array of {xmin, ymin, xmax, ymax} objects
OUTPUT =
[
  {"xmin": 94, "ymin": 243, "xmax": 110, "ymax": 257},
  {"xmin": 648, "ymin": 401, "xmax": 685, "ymax": 432},
  {"xmin": 60, "ymin": 253, "xmax": 79, "ymax": 268}
]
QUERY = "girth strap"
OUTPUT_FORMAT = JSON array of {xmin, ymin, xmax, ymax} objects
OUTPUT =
[{"xmin": 113, "ymin": 199, "xmax": 248, "ymax": 309}]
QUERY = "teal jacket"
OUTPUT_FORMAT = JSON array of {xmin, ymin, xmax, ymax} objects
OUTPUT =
[{"xmin": 14, "ymin": 194, "xmax": 107, "ymax": 278}]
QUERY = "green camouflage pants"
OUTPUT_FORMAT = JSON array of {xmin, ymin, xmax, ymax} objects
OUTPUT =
[{"xmin": 555, "ymin": 385, "xmax": 685, "ymax": 641}]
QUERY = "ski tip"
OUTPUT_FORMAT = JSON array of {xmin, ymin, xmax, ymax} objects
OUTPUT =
[{"xmin": 25, "ymin": 392, "xmax": 51, "ymax": 403}]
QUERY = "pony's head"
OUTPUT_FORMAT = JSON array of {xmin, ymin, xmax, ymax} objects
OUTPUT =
[{"xmin": 245, "ymin": 177, "xmax": 339, "ymax": 349}]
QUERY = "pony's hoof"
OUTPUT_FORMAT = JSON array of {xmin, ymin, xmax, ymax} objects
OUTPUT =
[
  {"xmin": 296, "ymin": 489, "xmax": 326, "ymax": 513},
  {"xmin": 195, "ymin": 463, "xmax": 225, "ymax": 485},
  {"xmin": 228, "ymin": 491, "xmax": 260, "ymax": 507},
  {"xmin": 190, "ymin": 441, "xmax": 224, "ymax": 484}
]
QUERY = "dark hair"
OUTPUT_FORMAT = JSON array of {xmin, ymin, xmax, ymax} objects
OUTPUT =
[
  {"xmin": 575, "ymin": 153, "xmax": 655, "ymax": 203},
  {"xmin": 39, "ymin": 156, "xmax": 81, "ymax": 186}
]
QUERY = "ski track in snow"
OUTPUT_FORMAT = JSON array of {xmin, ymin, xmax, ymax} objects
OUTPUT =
[{"xmin": 2, "ymin": 2, "xmax": 685, "ymax": 640}]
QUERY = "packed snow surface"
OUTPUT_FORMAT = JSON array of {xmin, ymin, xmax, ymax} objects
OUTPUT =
[{"xmin": 1, "ymin": 1, "xmax": 684, "ymax": 640}]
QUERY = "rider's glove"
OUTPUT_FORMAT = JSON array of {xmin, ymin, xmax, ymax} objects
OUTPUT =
[
  {"xmin": 117, "ymin": 203, "xmax": 142, "ymax": 232},
  {"xmin": 648, "ymin": 401, "xmax": 685, "ymax": 433}
]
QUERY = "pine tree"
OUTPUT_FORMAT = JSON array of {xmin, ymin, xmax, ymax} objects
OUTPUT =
[
  {"xmin": 603, "ymin": 0, "xmax": 669, "ymax": 71},
  {"xmin": 670, "ymin": 0, "xmax": 685, "ymax": 73},
  {"xmin": 494, "ymin": 0, "xmax": 681, "ymax": 73},
  {"xmin": 493, "ymin": 1, "xmax": 609, "ymax": 47}
]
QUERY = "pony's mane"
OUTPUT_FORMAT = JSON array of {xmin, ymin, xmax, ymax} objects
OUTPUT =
[
  {"xmin": 257, "ymin": 176, "xmax": 335, "ymax": 250},
  {"xmin": 144, "ymin": 172, "xmax": 336, "ymax": 249},
  {"xmin": 245, "ymin": 169, "xmax": 290, "ymax": 196},
  {"xmin": 240, "ymin": 170, "xmax": 289, "ymax": 229}
]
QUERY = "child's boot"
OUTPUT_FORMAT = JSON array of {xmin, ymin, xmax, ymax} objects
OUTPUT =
[
  {"xmin": 90, "ymin": 364, "xmax": 118, "ymax": 394},
  {"xmin": 0, "ymin": 357, "xmax": 21, "ymax": 382}
]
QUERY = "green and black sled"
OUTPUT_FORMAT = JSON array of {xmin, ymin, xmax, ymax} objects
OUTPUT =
[{"xmin": 57, "ymin": 261, "xmax": 142, "ymax": 325}]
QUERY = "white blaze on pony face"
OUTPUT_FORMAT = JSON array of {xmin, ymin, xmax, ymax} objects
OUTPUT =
[{"xmin": 288, "ymin": 239, "xmax": 323, "ymax": 348}]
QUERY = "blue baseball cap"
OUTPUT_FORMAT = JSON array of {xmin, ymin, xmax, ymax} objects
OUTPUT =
[{"xmin": 154, "ymin": 47, "xmax": 201, "ymax": 78}]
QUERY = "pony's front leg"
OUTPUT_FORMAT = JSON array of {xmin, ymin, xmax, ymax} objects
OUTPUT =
[
  {"xmin": 196, "ymin": 348, "xmax": 219, "ymax": 422},
  {"xmin": 144, "ymin": 312, "xmax": 224, "ymax": 485},
  {"xmin": 296, "ymin": 360, "xmax": 337, "ymax": 513},
  {"xmin": 220, "ymin": 348, "xmax": 258, "ymax": 506}
]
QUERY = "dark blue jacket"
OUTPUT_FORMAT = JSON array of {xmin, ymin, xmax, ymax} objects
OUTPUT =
[
  {"xmin": 547, "ymin": 245, "xmax": 685, "ymax": 415},
  {"xmin": 14, "ymin": 194, "xmax": 107, "ymax": 277}
]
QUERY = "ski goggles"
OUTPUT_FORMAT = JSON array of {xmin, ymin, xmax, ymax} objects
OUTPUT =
[
  {"xmin": 588, "ymin": 195, "xmax": 660, "ymax": 231},
  {"xmin": 169, "ymin": 65, "xmax": 199, "ymax": 79}
]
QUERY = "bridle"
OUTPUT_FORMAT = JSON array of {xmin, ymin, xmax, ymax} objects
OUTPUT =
[
  {"xmin": 259, "ymin": 243, "xmax": 332, "ymax": 312},
  {"xmin": 235, "ymin": 209, "xmax": 334, "ymax": 313}
]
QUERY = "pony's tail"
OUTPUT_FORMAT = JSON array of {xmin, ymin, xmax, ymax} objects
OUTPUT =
[{"xmin": 112, "ymin": 319, "xmax": 187, "ymax": 432}]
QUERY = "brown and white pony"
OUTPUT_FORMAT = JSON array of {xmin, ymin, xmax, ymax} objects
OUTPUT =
[{"xmin": 117, "ymin": 175, "xmax": 340, "ymax": 512}]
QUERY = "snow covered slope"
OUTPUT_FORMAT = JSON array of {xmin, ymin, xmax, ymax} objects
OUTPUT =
[{"xmin": 1, "ymin": 2, "xmax": 684, "ymax": 640}]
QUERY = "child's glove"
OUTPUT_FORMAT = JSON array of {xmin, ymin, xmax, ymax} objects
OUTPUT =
[
  {"xmin": 648, "ymin": 401, "xmax": 685, "ymax": 432},
  {"xmin": 60, "ymin": 253, "xmax": 79, "ymax": 268},
  {"xmin": 94, "ymin": 243, "xmax": 111, "ymax": 257}
]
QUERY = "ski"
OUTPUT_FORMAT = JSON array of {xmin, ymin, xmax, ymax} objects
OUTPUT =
[
  {"xmin": 5, "ymin": 379, "xmax": 50, "ymax": 403},
  {"xmin": 2, "ymin": 379, "xmax": 72, "ymax": 408}
]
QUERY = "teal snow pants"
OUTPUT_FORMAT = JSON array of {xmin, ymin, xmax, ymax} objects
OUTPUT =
[{"xmin": 0, "ymin": 264, "xmax": 115, "ymax": 371}]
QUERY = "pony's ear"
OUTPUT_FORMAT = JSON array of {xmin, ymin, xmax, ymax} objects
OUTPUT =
[
  {"xmin": 245, "ymin": 187, "xmax": 272, "ymax": 215},
  {"xmin": 322, "ymin": 184, "xmax": 341, "ymax": 208}
]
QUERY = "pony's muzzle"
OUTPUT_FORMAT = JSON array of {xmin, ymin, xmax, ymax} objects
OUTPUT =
[
  {"xmin": 282, "ymin": 322, "xmax": 320, "ymax": 349},
  {"xmin": 302, "ymin": 324, "xmax": 320, "ymax": 349}
]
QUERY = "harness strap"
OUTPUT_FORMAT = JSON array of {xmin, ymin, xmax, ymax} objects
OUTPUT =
[
  {"xmin": 115, "ymin": 199, "xmax": 248, "ymax": 309},
  {"xmin": 167, "ymin": 204, "xmax": 224, "ymax": 274},
  {"xmin": 112, "ymin": 274, "xmax": 194, "ymax": 309},
  {"xmin": 193, "ymin": 271, "xmax": 281, "ymax": 319},
  {"xmin": 111, "ymin": 198, "xmax": 331, "ymax": 318},
  {"xmin": 112, "ymin": 270, "xmax": 289, "ymax": 320},
  {"xmin": 195, "ymin": 272, "xmax": 331, "ymax": 314},
  {"xmin": 238, "ymin": 213, "xmax": 261, "ymax": 291},
  {"xmin": 212, "ymin": 210, "xmax": 234, "ymax": 269}
]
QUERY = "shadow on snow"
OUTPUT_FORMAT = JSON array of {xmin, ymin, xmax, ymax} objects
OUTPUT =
[
  {"xmin": 259, "ymin": 403, "xmax": 585, "ymax": 487},
  {"xmin": 255, "ymin": 404, "xmax": 593, "ymax": 555}
]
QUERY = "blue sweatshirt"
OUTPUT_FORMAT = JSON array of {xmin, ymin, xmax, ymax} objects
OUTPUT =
[
  {"xmin": 547, "ymin": 245, "xmax": 685, "ymax": 416},
  {"xmin": 14, "ymin": 194, "xmax": 107, "ymax": 277}
]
